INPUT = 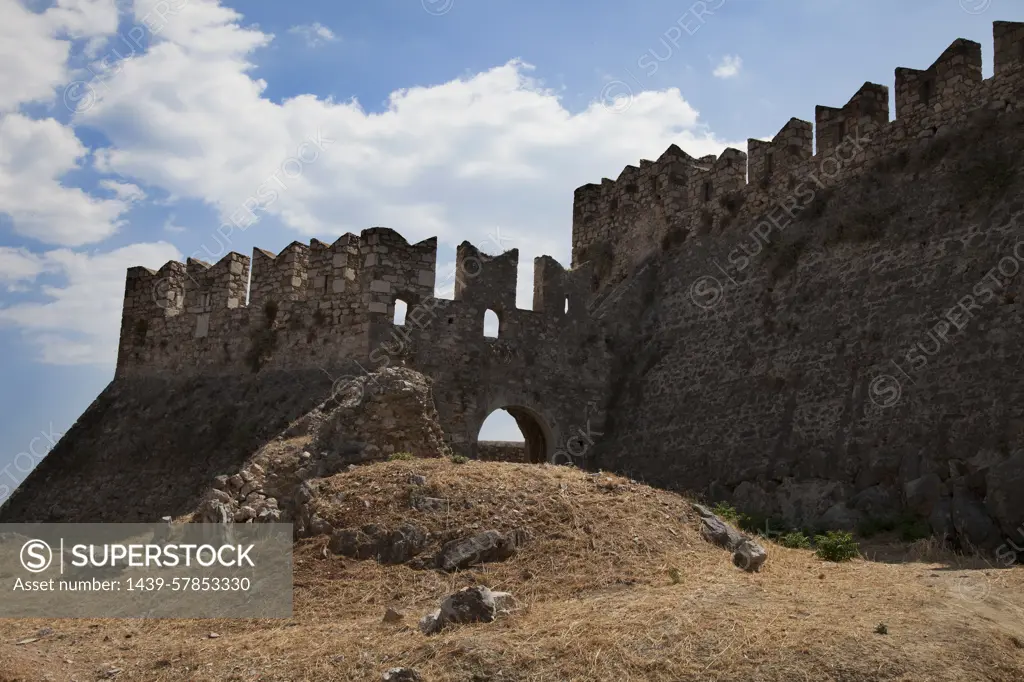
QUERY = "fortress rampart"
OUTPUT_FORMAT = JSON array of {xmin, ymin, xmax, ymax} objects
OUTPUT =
[
  {"xmin": 118, "ymin": 227, "xmax": 609, "ymax": 464},
  {"xmin": 573, "ymin": 22, "xmax": 1024, "ymax": 294},
  {"xmin": 580, "ymin": 21, "xmax": 1024, "ymax": 552},
  {"xmin": 103, "ymin": 20, "xmax": 1024, "ymax": 553}
]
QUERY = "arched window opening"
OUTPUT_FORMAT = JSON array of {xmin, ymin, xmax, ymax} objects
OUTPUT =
[
  {"xmin": 564, "ymin": 297, "xmax": 569, "ymax": 314},
  {"xmin": 394, "ymin": 299, "xmax": 408, "ymax": 326},
  {"xmin": 483, "ymin": 309, "xmax": 499, "ymax": 338}
]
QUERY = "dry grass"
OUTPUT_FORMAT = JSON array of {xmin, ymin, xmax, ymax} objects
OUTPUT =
[{"xmin": 2, "ymin": 460, "xmax": 1024, "ymax": 681}]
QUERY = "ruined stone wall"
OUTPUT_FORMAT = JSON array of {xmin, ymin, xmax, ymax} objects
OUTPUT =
[
  {"xmin": 582, "ymin": 22, "xmax": 1024, "ymax": 552},
  {"xmin": 477, "ymin": 441, "xmax": 528, "ymax": 463},
  {"xmin": 0, "ymin": 370, "xmax": 335, "ymax": 523},
  {"xmin": 118, "ymin": 228, "xmax": 609, "ymax": 465}
]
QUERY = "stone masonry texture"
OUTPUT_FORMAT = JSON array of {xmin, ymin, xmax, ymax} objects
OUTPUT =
[{"xmin": 4, "ymin": 22, "xmax": 1024, "ymax": 558}]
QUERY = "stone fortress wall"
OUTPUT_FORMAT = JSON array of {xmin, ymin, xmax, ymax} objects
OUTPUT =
[
  {"xmin": 107, "ymin": 21, "xmax": 1024, "ymax": 552},
  {"xmin": 118, "ymin": 227, "xmax": 609, "ymax": 464},
  {"xmin": 572, "ymin": 24, "xmax": 1024, "ymax": 296},
  {"xmin": 573, "ymin": 21, "xmax": 1024, "ymax": 553}
]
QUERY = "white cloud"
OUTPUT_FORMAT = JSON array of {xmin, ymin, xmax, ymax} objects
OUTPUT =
[
  {"xmin": 45, "ymin": 0, "xmax": 120, "ymax": 39},
  {"xmin": 0, "ymin": 247, "xmax": 51, "ymax": 286},
  {"xmin": 712, "ymin": 54, "xmax": 742, "ymax": 79},
  {"xmin": 0, "ymin": 0, "xmax": 119, "ymax": 113},
  {"xmin": 162, "ymin": 213, "xmax": 186, "ymax": 232},
  {"xmin": 0, "ymin": 114, "xmax": 133, "ymax": 246},
  {"xmin": 288, "ymin": 21, "xmax": 336, "ymax": 47},
  {"xmin": 98, "ymin": 179, "xmax": 145, "ymax": 202},
  {"xmin": 0, "ymin": 241, "xmax": 182, "ymax": 364},
  {"xmin": 80, "ymin": 0, "xmax": 741, "ymax": 261}
]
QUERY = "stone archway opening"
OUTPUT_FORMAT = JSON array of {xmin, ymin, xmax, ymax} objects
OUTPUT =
[{"xmin": 476, "ymin": 405, "xmax": 552, "ymax": 464}]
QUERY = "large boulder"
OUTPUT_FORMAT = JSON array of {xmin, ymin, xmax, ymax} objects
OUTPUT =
[
  {"xmin": 692, "ymin": 503, "xmax": 768, "ymax": 573},
  {"xmin": 420, "ymin": 586, "xmax": 515, "ymax": 636},
  {"xmin": 440, "ymin": 585, "xmax": 515, "ymax": 625},
  {"xmin": 929, "ymin": 497, "xmax": 955, "ymax": 540},
  {"xmin": 328, "ymin": 523, "xmax": 427, "ymax": 564},
  {"xmin": 986, "ymin": 450, "xmax": 1024, "ymax": 537},
  {"xmin": 903, "ymin": 473, "xmax": 943, "ymax": 518},
  {"xmin": 435, "ymin": 530, "xmax": 523, "ymax": 572},
  {"xmin": 818, "ymin": 502, "xmax": 863, "ymax": 531},
  {"xmin": 850, "ymin": 485, "xmax": 900, "ymax": 518},
  {"xmin": 774, "ymin": 478, "xmax": 843, "ymax": 527},
  {"xmin": 952, "ymin": 487, "xmax": 1002, "ymax": 551},
  {"xmin": 694, "ymin": 505, "xmax": 747, "ymax": 550},
  {"xmin": 733, "ymin": 538, "xmax": 768, "ymax": 572}
]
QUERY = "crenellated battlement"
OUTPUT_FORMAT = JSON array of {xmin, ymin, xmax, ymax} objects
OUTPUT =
[
  {"xmin": 573, "ymin": 21, "xmax": 1024, "ymax": 293},
  {"xmin": 116, "ymin": 226, "xmax": 596, "ymax": 380}
]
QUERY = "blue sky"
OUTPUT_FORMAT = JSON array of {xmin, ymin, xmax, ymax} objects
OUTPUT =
[{"xmin": 0, "ymin": 0, "xmax": 1020, "ymax": 498}]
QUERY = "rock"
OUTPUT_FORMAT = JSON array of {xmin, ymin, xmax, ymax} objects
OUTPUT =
[
  {"xmin": 383, "ymin": 607, "xmax": 405, "ymax": 624},
  {"xmin": 328, "ymin": 523, "xmax": 426, "ymax": 564},
  {"xmin": 819, "ymin": 502, "xmax": 863, "ymax": 531},
  {"xmin": 382, "ymin": 668, "xmax": 421, "ymax": 682},
  {"xmin": 207, "ymin": 632, "xmax": 219, "ymax": 639},
  {"xmin": 408, "ymin": 474, "xmax": 427, "ymax": 486},
  {"xmin": 967, "ymin": 449, "xmax": 1003, "ymax": 474},
  {"xmin": 929, "ymin": 497, "xmax": 954, "ymax": 540},
  {"xmin": 212, "ymin": 475, "xmax": 229, "ymax": 490},
  {"xmin": 903, "ymin": 473, "xmax": 943, "ymax": 517},
  {"xmin": 418, "ymin": 609, "xmax": 442, "ymax": 635},
  {"xmin": 439, "ymin": 586, "xmax": 512, "ymax": 626},
  {"xmin": 732, "ymin": 538, "xmax": 768, "ymax": 572},
  {"xmin": 730, "ymin": 481, "xmax": 775, "ymax": 518},
  {"xmin": 207, "ymin": 489, "xmax": 234, "ymax": 505},
  {"xmin": 774, "ymin": 478, "xmax": 843, "ymax": 527},
  {"xmin": 256, "ymin": 508, "xmax": 281, "ymax": 522},
  {"xmin": 435, "ymin": 530, "xmax": 522, "ymax": 572},
  {"xmin": 693, "ymin": 503, "xmax": 769, "ymax": 572},
  {"xmin": 228, "ymin": 474, "xmax": 244, "ymax": 490},
  {"xmin": 693, "ymin": 504, "xmax": 746, "ymax": 551},
  {"xmin": 308, "ymin": 514, "xmax": 333, "ymax": 535},
  {"xmin": 986, "ymin": 450, "xmax": 1024, "ymax": 537},
  {"xmin": 412, "ymin": 497, "xmax": 449, "ymax": 512},
  {"xmin": 952, "ymin": 486, "xmax": 1002, "ymax": 551},
  {"xmin": 850, "ymin": 485, "xmax": 899, "ymax": 518}
]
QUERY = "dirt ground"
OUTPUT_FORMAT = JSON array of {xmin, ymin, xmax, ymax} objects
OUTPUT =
[{"xmin": 1, "ymin": 460, "xmax": 1022, "ymax": 682}]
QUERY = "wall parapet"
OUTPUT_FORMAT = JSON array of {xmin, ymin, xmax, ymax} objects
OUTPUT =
[
  {"xmin": 116, "ymin": 227, "xmax": 596, "ymax": 379},
  {"xmin": 572, "ymin": 21, "xmax": 1024, "ymax": 292}
]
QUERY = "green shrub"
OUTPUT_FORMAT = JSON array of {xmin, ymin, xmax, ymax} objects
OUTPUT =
[
  {"xmin": 450, "ymin": 454, "xmax": 469, "ymax": 464},
  {"xmin": 898, "ymin": 517, "xmax": 932, "ymax": 542},
  {"xmin": 857, "ymin": 514, "xmax": 932, "ymax": 542},
  {"xmin": 814, "ymin": 530, "xmax": 860, "ymax": 562},
  {"xmin": 856, "ymin": 516, "xmax": 897, "ymax": 538},
  {"xmin": 711, "ymin": 502, "xmax": 741, "ymax": 524},
  {"xmin": 737, "ymin": 512, "xmax": 769, "ymax": 535},
  {"xmin": 779, "ymin": 531, "xmax": 811, "ymax": 549},
  {"xmin": 389, "ymin": 452, "xmax": 415, "ymax": 461}
]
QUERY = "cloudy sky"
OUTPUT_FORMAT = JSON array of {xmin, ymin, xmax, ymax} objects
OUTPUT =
[{"xmin": 0, "ymin": 0, "xmax": 1018, "ymax": 491}]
